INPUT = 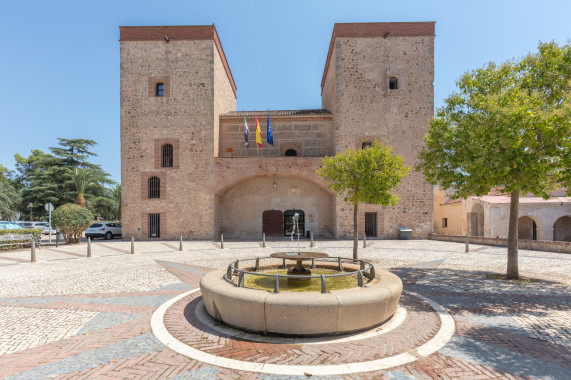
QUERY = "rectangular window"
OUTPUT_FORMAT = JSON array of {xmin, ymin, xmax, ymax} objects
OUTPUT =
[
  {"xmin": 149, "ymin": 214, "xmax": 160, "ymax": 238},
  {"xmin": 365, "ymin": 212, "xmax": 377, "ymax": 237},
  {"xmin": 442, "ymin": 218, "xmax": 448, "ymax": 228},
  {"xmin": 389, "ymin": 77, "xmax": 398, "ymax": 90}
]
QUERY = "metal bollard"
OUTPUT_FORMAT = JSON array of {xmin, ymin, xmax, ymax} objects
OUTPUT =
[
  {"xmin": 55, "ymin": 232, "xmax": 59, "ymax": 248},
  {"xmin": 179, "ymin": 236, "xmax": 183, "ymax": 251},
  {"xmin": 262, "ymin": 232, "xmax": 266, "ymax": 248},
  {"xmin": 273, "ymin": 274, "xmax": 280, "ymax": 293},
  {"xmin": 363, "ymin": 233, "xmax": 367, "ymax": 248},
  {"xmin": 465, "ymin": 233, "xmax": 470, "ymax": 253},
  {"xmin": 220, "ymin": 232, "xmax": 224, "ymax": 249},
  {"xmin": 255, "ymin": 258, "xmax": 260, "ymax": 271},
  {"xmin": 87, "ymin": 237, "xmax": 92, "ymax": 258},
  {"xmin": 310, "ymin": 231, "xmax": 314, "ymax": 248},
  {"xmin": 320, "ymin": 274, "xmax": 327, "ymax": 293},
  {"xmin": 130, "ymin": 236, "xmax": 135, "ymax": 254},
  {"xmin": 31, "ymin": 239, "xmax": 36, "ymax": 262}
]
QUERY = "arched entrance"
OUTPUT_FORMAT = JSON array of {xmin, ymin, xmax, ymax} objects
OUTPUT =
[
  {"xmin": 470, "ymin": 204, "xmax": 485, "ymax": 236},
  {"xmin": 518, "ymin": 216, "xmax": 537, "ymax": 240},
  {"xmin": 553, "ymin": 216, "xmax": 571, "ymax": 241}
]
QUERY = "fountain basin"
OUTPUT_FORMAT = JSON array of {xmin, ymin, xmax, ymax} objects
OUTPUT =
[{"xmin": 200, "ymin": 264, "xmax": 402, "ymax": 336}]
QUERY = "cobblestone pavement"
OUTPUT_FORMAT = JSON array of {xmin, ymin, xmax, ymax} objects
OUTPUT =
[{"xmin": 0, "ymin": 239, "xmax": 569, "ymax": 379}]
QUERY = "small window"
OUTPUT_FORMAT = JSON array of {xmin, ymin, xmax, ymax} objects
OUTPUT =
[
  {"xmin": 362, "ymin": 140, "xmax": 372, "ymax": 149},
  {"xmin": 389, "ymin": 77, "xmax": 398, "ymax": 90},
  {"xmin": 161, "ymin": 144, "xmax": 173, "ymax": 167},
  {"xmin": 148, "ymin": 176, "xmax": 160, "ymax": 198},
  {"xmin": 442, "ymin": 218, "xmax": 448, "ymax": 228},
  {"xmin": 285, "ymin": 149, "xmax": 297, "ymax": 157},
  {"xmin": 156, "ymin": 83, "xmax": 164, "ymax": 96}
]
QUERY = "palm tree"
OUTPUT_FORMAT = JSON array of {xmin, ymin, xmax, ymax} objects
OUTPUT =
[
  {"xmin": 112, "ymin": 184, "xmax": 121, "ymax": 220},
  {"xmin": 72, "ymin": 167, "xmax": 94, "ymax": 207}
]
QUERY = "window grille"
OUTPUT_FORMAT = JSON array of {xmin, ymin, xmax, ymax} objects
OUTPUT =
[
  {"xmin": 161, "ymin": 144, "xmax": 173, "ymax": 167},
  {"xmin": 365, "ymin": 212, "xmax": 377, "ymax": 237},
  {"xmin": 156, "ymin": 83, "xmax": 164, "ymax": 96},
  {"xmin": 149, "ymin": 214, "xmax": 160, "ymax": 238},
  {"xmin": 285, "ymin": 149, "xmax": 297, "ymax": 157},
  {"xmin": 148, "ymin": 177, "xmax": 160, "ymax": 198}
]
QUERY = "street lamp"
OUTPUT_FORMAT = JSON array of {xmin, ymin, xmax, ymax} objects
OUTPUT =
[{"xmin": 28, "ymin": 202, "xmax": 33, "ymax": 221}]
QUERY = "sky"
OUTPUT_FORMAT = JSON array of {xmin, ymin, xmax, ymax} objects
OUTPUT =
[{"xmin": 1, "ymin": 0, "xmax": 570, "ymax": 184}]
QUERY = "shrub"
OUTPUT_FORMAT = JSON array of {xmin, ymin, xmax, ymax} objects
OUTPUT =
[{"xmin": 52, "ymin": 204, "xmax": 93, "ymax": 244}]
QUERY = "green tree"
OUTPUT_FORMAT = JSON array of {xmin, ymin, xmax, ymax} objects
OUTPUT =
[
  {"xmin": 72, "ymin": 167, "xmax": 94, "ymax": 207},
  {"xmin": 0, "ymin": 164, "xmax": 21, "ymax": 220},
  {"xmin": 317, "ymin": 141, "xmax": 410, "ymax": 259},
  {"xmin": 417, "ymin": 42, "xmax": 571, "ymax": 279},
  {"xmin": 52, "ymin": 203, "xmax": 93, "ymax": 244}
]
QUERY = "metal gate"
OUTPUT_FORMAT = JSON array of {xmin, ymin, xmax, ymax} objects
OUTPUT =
[
  {"xmin": 283, "ymin": 210, "xmax": 304, "ymax": 236},
  {"xmin": 365, "ymin": 212, "xmax": 377, "ymax": 237},
  {"xmin": 149, "ymin": 213, "xmax": 160, "ymax": 238}
]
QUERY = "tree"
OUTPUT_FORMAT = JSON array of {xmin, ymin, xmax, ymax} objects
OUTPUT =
[
  {"xmin": 112, "ymin": 184, "xmax": 122, "ymax": 220},
  {"xmin": 317, "ymin": 141, "xmax": 410, "ymax": 259},
  {"xmin": 0, "ymin": 165, "xmax": 21, "ymax": 220},
  {"xmin": 72, "ymin": 167, "xmax": 94, "ymax": 207},
  {"xmin": 52, "ymin": 203, "xmax": 93, "ymax": 244},
  {"xmin": 417, "ymin": 42, "xmax": 571, "ymax": 279}
]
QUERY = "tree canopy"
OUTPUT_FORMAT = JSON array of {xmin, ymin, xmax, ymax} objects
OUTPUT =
[
  {"xmin": 317, "ymin": 140, "xmax": 410, "ymax": 259},
  {"xmin": 417, "ymin": 41, "xmax": 571, "ymax": 279}
]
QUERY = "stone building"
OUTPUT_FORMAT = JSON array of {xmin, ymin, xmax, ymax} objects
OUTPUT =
[
  {"xmin": 120, "ymin": 22, "xmax": 435, "ymax": 240},
  {"xmin": 433, "ymin": 188, "xmax": 571, "ymax": 241}
]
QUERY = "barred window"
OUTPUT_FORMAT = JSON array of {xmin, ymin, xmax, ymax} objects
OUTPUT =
[
  {"xmin": 156, "ymin": 83, "xmax": 164, "ymax": 96},
  {"xmin": 285, "ymin": 149, "xmax": 297, "ymax": 157},
  {"xmin": 161, "ymin": 144, "xmax": 173, "ymax": 167},
  {"xmin": 148, "ymin": 177, "xmax": 160, "ymax": 198}
]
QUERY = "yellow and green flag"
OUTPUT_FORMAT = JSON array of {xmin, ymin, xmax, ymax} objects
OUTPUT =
[{"xmin": 255, "ymin": 115, "xmax": 262, "ymax": 148}]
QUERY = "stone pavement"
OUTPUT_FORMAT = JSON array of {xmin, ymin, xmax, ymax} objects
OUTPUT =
[{"xmin": 0, "ymin": 239, "xmax": 569, "ymax": 379}]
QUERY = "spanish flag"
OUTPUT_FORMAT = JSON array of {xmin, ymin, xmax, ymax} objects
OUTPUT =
[{"xmin": 255, "ymin": 115, "xmax": 262, "ymax": 148}]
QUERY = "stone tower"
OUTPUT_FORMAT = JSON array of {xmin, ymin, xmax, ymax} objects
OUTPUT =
[
  {"xmin": 321, "ymin": 22, "xmax": 435, "ymax": 238},
  {"xmin": 119, "ymin": 26, "xmax": 236, "ymax": 239}
]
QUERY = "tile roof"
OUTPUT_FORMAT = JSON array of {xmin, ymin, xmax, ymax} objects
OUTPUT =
[{"xmin": 220, "ymin": 109, "xmax": 332, "ymax": 117}]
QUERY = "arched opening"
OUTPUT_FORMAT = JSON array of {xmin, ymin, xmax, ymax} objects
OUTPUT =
[
  {"xmin": 148, "ymin": 176, "xmax": 160, "ymax": 198},
  {"xmin": 161, "ymin": 144, "xmax": 173, "ymax": 167},
  {"xmin": 284, "ymin": 210, "xmax": 305, "ymax": 237},
  {"xmin": 518, "ymin": 216, "xmax": 537, "ymax": 240},
  {"xmin": 470, "ymin": 204, "xmax": 484, "ymax": 236},
  {"xmin": 285, "ymin": 149, "xmax": 297, "ymax": 157},
  {"xmin": 553, "ymin": 216, "xmax": 571, "ymax": 241}
]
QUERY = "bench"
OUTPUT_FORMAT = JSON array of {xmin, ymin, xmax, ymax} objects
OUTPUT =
[{"xmin": 0, "ymin": 233, "xmax": 40, "ymax": 250}]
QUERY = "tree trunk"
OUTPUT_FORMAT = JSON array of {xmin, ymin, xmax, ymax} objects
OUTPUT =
[
  {"xmin": 76, "ymin": 194, "xmax": 85, "ymax": 207},
  {"xmin": 353, "ymin": 202, "xmax": 359, "ymax": 260},
  {"xmin": 507, "ymin": 189, "xmax": 520, "ymax": 279}
]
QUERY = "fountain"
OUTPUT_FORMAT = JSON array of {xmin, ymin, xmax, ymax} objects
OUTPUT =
[{"xmin": 200, "ymin": 214, "xmax": 402, "ymax": 336}]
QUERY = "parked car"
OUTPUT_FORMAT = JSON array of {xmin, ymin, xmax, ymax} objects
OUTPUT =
[
  {"xmin": 19, "ymin": 221, "xmax": 49, "ymax": 230},
  {"xmin": 85, "ymin": 222, "xmax": 122, "ymax": 240},
  {"xmin": 0, "ymin": 222, "xmax": 25, "ymax": 230},
  {"xmin": 42, "ymin": 225, "xmax": 57, "ymax": 235}
]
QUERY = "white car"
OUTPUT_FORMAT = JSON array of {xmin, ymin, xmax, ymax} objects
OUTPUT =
[
  {"xmin": 20, "ymin": 221, "xmax": 49, "ymax": 231},
  {"xmin": 85, "ymin": 222, "xmax": 122, "ymax": 240}
]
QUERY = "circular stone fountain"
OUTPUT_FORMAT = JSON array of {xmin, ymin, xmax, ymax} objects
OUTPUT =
[{"xmin": 200, "ymin": 254, "xmax": 403, "ymax": 336}]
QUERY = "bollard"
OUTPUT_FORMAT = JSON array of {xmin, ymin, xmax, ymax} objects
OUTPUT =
[
  {"xmin": 363, "ymin": 233, "xmax": 367, "ymax": 248},
  {"xmin": 465, "ymin": 233, "xmax": 470, "ymax": 253},
  {"xmin": 87, "ymin": 237, "xmax": 92, "ymax": 258},
  {"xmin": 55, "ymin": 232, "xmax": 59, "ymax": 248},
  {"xmin": 31, "ymin": 239, "xmax": 36, "ymax": 262},
  {"xmin": 131, "ymin": 236, "xmax": 135, "ymax": 254},
  {"xmin": 220, "ymin": 232, "xmax": 224, "ymax": 249},
  {"xmin": 310, "ymin": 231, "xmax": 314, "ymax": 248},
  {"xmin": 262, "ymin": 232, "xmax": 266, "ymax": 248},
  {"xmin": 179, "ymin": 236, "xmax": 183, "ymax": 251}
]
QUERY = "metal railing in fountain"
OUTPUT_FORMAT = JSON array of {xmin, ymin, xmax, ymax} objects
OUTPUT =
[{"xmin": 226, "ymin": 257, "xmax": 376, "ymax": 294}]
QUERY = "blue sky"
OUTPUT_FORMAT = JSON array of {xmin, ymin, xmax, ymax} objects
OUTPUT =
[{"xmin": 1, "ymin": 0, "xmax": 569, "ymax": 184}]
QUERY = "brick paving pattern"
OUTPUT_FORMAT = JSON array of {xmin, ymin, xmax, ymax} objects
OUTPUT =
[{"xmin": 0, "ymin": 239, "xmax": 569, "ymax": 379}]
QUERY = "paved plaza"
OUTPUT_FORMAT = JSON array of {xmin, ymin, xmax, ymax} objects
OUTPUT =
[{"xmin": 0, "ymin": 238, "xmax": 569, "ymax": 379}]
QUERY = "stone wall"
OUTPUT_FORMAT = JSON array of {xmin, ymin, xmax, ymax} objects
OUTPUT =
[
  {"xmin": 218, "ymin": 115, "xmax": 333, "ymax": 158},
  {"xmin": 322, "ymin": 24, "xmax": 435, "ymax": 238},
  {"xmin": 428, "ymin": 233, "xmax": 571, "ymax": 254}
]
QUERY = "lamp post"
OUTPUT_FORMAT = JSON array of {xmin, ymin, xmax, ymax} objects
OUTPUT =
[{"xmin": 29, "ymin": 202, "xmax": 33, "ymax": 221}]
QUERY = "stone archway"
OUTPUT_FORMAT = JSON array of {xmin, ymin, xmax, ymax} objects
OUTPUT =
[
  {"xmin": 553, "ymin": 216, "xmax": 571, "ymax": 242},
  {"xmin": 218, "ymin": 175, "xmax": 334, "ymax": 239},
  {"xmin": 518, "ymin": 216, "xmax": 539, "ymax": 240}
]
